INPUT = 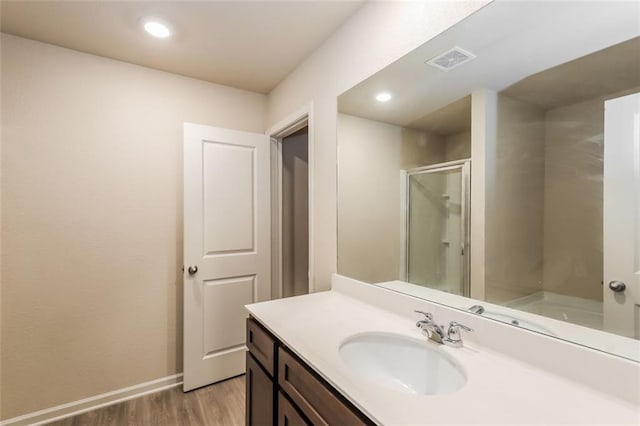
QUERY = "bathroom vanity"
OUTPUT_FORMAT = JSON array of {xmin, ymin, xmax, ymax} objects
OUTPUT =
[
  {"xmin": 245, "ymin": 275, "xmax": 640, "ymax": 425},
  {"xmin": 245, "ymin": 317, "xmax": 373, "ymax": 425},
  {"xmin": 244, "ymin": 3, "xmax": 640, "ymax": 424}
]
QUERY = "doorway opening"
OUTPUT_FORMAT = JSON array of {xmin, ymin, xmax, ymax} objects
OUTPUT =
[{"xmin": 269, "ymin": 108, "xmax": 313, "ymax": 299}]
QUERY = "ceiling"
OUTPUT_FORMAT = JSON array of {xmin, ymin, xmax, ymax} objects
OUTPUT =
[
  {"xmin": 338, "ymin": 1, "xmax": 640, "ymax": 130},
  {"xmin": 347, "ymin": 36, "xmax": 640, "ymax": 136},
  {"xmin": 0, "ymin": 0, "xmax": 364, "ymax": 94},
  {"xmin": 406, "ymin": 95, "xmax": 470, "ymax": 136},
  {"xmin": 502, "ymin": 37, "xmax": 640, "ymax": 110}
]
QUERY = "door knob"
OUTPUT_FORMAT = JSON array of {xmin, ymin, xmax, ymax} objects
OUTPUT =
[
  {"xmin": 187, "ymin": 265, "xmax": 198, "ymax": 275},
  {"xmin": 608, "ymin": 280, "xmax": 626, "ymax": 292}
]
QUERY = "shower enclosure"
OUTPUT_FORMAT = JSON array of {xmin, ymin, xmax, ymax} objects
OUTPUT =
[{"xmin": 402, "ymin": 160, "xmax": 471, "ymax": 296}]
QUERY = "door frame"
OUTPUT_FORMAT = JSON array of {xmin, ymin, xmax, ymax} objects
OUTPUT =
[
  {"xmin": 267, "ymin": 103, "xmax": 315, "ymax": 299},
  {"xmin": 400, "ymin": 159, "xmax": 471, "ymax": 296}
]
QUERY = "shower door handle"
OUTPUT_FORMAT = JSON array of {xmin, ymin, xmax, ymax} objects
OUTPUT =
[{"xmin": 608, "ymin": 280, "xmax": 626, "ymax": 293}]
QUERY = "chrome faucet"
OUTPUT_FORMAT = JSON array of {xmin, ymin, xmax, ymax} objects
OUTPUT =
[
  {"xmin": 467, "ymin": 304, "xmax": 485, "ymax": 315},
  {"xmin": 414, "ymin": 310, "xmax": 473, "ymax": 348},
  {"xmin": 414, "ymin": 310, "xmax": 445, "ymax": 343}
]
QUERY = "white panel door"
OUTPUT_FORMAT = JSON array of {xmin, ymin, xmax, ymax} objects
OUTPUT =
[
  {"xmin": 603, "ymin": 92, "xmax": 640, "ymax": 338},
  {"xmin": 183, "ymin": 123, "xmax": 270, "ymax": 391}
]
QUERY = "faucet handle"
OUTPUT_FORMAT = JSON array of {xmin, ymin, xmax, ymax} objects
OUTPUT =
[
  {"xmin": 449, "ymin": 321, "xmax": 472, "ymax": 333},
  {"xmin": 414, "ymin": 310, "xmax": 435, "ymax": 335},
  {"xmin": 413, "ymin": 310, "xmax": 433, "ymax": 321},
  {"xmin": 444, "ymin": 321, "xmax": 473, "ymax": 348}
]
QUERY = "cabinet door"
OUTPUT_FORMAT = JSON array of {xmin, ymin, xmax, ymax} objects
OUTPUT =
[
  {"xmin": 278, "ymin": 392, "xmax": 310, "ymax": 426},
  {"xmin": 246, "ymin": 352, "xmax": 274, "ymax": 426}
]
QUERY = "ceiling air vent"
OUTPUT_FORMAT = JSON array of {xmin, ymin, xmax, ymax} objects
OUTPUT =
[{"xmin": 426, "ymin": 47, "xmax": 476, "ymax": 71}]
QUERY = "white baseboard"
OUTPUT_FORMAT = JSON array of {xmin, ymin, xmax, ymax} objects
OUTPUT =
[{"xmin": 0, "ymin": 373, "xmax": 183, "ymax": 426}]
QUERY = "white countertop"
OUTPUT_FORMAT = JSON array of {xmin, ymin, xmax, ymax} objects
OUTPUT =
[
  {"xmin": 377, "ymin": 280, "xmax": 640, "ymax": 363},
  {"xmin": 246, "ymin": 289, "xmax": 640, "ymax": 425}
]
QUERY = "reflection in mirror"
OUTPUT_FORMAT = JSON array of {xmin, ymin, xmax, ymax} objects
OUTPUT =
[
  {"xmin": 488, "ymin": 38, "xmax": 640, "ymax": 332},
  {"xmin": 405, "ymin": 159, "xmax": 470, "ymax": 297},
  {"xmin": 337, "ymin": 0, "xmax": 640, "ymax": 361}
]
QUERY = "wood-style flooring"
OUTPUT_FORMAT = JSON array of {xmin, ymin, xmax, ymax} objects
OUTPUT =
[{"xmin": 46, "ymin": 375, "xmax": 245, "ymax": 426}]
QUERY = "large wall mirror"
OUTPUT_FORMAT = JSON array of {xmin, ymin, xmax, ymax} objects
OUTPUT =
[{"xmin": 337, "ymin": 0, "xmax": 640, "ymax": 361}]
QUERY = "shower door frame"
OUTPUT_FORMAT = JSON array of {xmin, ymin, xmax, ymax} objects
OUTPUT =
[{"xmin": 400, "ymin": 159, "xmax": 471, "ymax": 296}]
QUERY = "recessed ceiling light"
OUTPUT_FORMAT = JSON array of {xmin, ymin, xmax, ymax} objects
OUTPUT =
[
  {"xmin": 376, "ymin": 92, "xmax": 392, "ymax": 102},
  {"xmin": 143, "ymin": 20, "xmax": 171, "ymax": 39}
]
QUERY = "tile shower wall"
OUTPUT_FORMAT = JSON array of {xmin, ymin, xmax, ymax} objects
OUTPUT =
[
  {"xmin": 542, "ymin": 97, "xmax": 605, "ymax": 301},
  {"xmin": 542, "ymin": 87, "xmax": 640, "ymax": 301},
  {"xmin": 485, "ymin": 94, "xmax": 546, "ymax": 304},
  {"xmin": 487, "ymin": 87, "xmax": 640, "ymax": 306}
]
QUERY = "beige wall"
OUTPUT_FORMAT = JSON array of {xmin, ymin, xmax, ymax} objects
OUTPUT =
[
  {"xmin": 337, "ymin": 114, "xmax": 445, "ymax": 283},
  {"xmin": 485, "ymin": 94, "xmax": 546, "ymax": 304},
  {"xmin": 541, "ymin": 89, "xmax": 639, "ymax": 301},
  {"xmin": 267, "ymin": 0, "xmax": 491, "ymax": 291},
  {"xmin": 0, "ymin": 0, "xmax": 491, "ymax": 419},
  {"xmin": 445, "ymin": 131, "xmax": 471, "ymax": 161},
  {"xmin": 0, "ymin": 34, "xmax": 266, "ymax": 419},
  {"xmin": 337, "ymin": 115, "xmax": 472, "ymax": 287}
]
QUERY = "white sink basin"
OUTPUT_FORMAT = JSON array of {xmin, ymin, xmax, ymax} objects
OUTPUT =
[{"xmin": 339, "ymin": 332, "xmax": 466, "ymax": 395}]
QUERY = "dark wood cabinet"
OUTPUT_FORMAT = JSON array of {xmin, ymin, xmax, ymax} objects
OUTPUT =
[
  {"xmin": 278, "ymin": 392, "xmax": 310, "ymax": 426},
  {"xmin": 246, "ymin": 317, "xmax": 373, "ymax": 426},
  {"xmin": 246, "ymin": 351, "xmax": 275, "ymax": 426},
  {"xmin": 247, "ymin": 315, "xmax": 277, "ymax": 376}
]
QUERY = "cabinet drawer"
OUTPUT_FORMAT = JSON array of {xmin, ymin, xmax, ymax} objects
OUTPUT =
[
  {"xmin": 278, "ymin": 347, "xmax": 370, "ymax": 426},
  {"xmin": 247, "ymin": 317, "xmax": 277, "ymax": 376},
  {"xmin": 278, "ymin": 392, "xmax": 311, "ymax": 426}
]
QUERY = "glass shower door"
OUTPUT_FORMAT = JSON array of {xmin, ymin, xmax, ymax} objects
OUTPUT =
[{"xmin": 406, "ymin": 161, "xmax": 470, "ymax": 296}]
